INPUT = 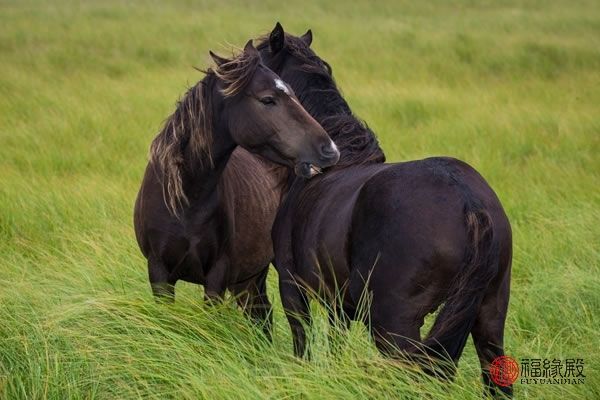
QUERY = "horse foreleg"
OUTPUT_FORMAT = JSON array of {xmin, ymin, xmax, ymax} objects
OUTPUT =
[
  {"xmin": 279, "ymin": 270, "xmax": 311, "ymax": 358},
  {"xmin": 148, "ymin": 257, "xmax": 175, "ymax": 302},
  {"xmin": 234, "ymin": 267, "xmax": 273, "ymax": 341},
  {"xmin": 204, "ymin": 256, "xmax": 229, "ymax": 302}
]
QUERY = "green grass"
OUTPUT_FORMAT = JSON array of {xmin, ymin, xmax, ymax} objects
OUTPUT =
[{"xmin": 1, "ymin": 0, "xmax": 599, "ymax": 398}]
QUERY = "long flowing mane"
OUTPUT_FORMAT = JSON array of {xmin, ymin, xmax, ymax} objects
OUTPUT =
[
  {"xmin": 149, "ymin": 49, "xmax": 260, "ymax": 216},
  {"xmin": 257, "ymin": 34, "xmax": 385, "ymax": 168}
]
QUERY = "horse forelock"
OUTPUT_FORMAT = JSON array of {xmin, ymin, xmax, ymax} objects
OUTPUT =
[{"xmin": 213, "ymin": 49, "xmax": 261, "ymax": 97}]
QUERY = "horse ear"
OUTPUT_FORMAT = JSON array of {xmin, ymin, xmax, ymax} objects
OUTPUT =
[
  {"xmin": 243, "ymin": 40, "xmax": 258, "ymax": 57},
  {"xmin": 301, "ymin": 29, "xmax": 313, "ymax": 46},
  {"xmin": 209, "ymin": 51, "xmax": 228, "ymax": 67},
  {"xmin": 269, "ymin": 22, "xmax": 285, "ymax": 54}
]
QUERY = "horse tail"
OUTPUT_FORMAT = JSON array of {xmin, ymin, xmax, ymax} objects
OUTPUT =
[{"xmin": 422, "ymin": 196, "xmax": 500, "ymax": 373}]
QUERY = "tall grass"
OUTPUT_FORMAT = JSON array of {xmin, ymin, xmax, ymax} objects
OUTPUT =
[{"xmin": 1, "ymin": 0, "xmax": 599, "ymax": 398}]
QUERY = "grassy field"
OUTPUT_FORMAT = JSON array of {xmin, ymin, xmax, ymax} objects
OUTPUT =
[{"xmin": 1, "ymin": 0, "xmax": 599, "ymax": 398}]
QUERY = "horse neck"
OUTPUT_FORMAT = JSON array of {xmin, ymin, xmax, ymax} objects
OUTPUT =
[
  {"xmin": 299, "ymin": 84, "xmax": 353, "ymax": 124},
  {"xmin": 181, "ymin": 102, "xmax": 236, "ymax": 207}
]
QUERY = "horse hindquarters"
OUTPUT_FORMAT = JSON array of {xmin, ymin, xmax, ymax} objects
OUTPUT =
[
  {"xmin": 347, "ymin": 163, "xmax": 504, "ymax": 377},
  {"xmin": 422, "ymin": 205, "xmax": 500, "ymax": 374},
  {"xmin": 346, "ymin": 167, "xmax": 459, "ymax": 358}
]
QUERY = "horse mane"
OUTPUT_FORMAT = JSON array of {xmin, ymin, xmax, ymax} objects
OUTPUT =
[
  {"xmin": 149, "ymin": 49, "xmax": 260, "ymax": 216},
  {"xmin": 321, "ymin": 115, "xmax": 385, "ymax": 166},
  {"xmin": 257, "ymin": 34, "xmax": 385, "ymax": 167}
]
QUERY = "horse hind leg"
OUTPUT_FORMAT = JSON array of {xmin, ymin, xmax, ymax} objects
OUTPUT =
[
  {"xmin": 356, "ymin": 268, "xmax": 456, "ymax": 377},
  {"xmin": 367, "ymin": 288, "xmax": 424, "ymax": 362},
  {"xmin": 471, "ymin": 266, "xmax": 512, "ymax": 398},
  {"xmin": 148, "ymin": 257, "xmax": 175, "ymax": 301},
  {"xmin": 347, "ymin": 252, "xmax": 433, "ymax": 371}
]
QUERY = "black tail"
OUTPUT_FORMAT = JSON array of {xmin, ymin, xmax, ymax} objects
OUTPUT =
[{"xmin": 422, "ymin": 199, "xmax": 500, "ymax": 374}]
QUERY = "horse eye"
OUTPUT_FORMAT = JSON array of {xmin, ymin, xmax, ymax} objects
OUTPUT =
[{"xmin": 259, "ymin": 96, "xmax": 276, "ymax": 106}]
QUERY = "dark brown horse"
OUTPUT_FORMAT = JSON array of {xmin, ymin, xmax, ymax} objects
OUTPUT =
[
  {"xmin": 258, "ymin": 24, "xmax": 512, "ymax": 398},
  {"xmin": 134, "ymin": 40, "xmax": 339, "ymax": 337}
]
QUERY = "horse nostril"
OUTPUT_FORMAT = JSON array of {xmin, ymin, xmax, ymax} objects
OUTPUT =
[
  {"xmin": 317, "ymin": 142, "xmax": 340, "ymax": 167},
  {"xmin": 320, "ymin": 143, "xmax": 337, "ymax": 158}
]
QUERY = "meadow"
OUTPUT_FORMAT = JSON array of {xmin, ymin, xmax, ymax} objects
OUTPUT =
[{"xmin": 1, "ymin": 0, "xmax": 599, "ymax": 398}]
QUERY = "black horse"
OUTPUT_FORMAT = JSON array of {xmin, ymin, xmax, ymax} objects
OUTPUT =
[
  {"xmin": 258, "ymin": 24, "xmax": 512, "ymax": 398},
  {"xmin": 134, "ymin": 40, "xmax": 339, "ymax": 337}
]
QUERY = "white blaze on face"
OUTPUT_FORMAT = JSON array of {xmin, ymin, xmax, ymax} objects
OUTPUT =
[
  {"xmin": 274, "ymin": 78, "xmax": 291, "ymax": 96},
  {"xmin": 275, "ymin": 78, "xmax": 302, "ymax": 106}
]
